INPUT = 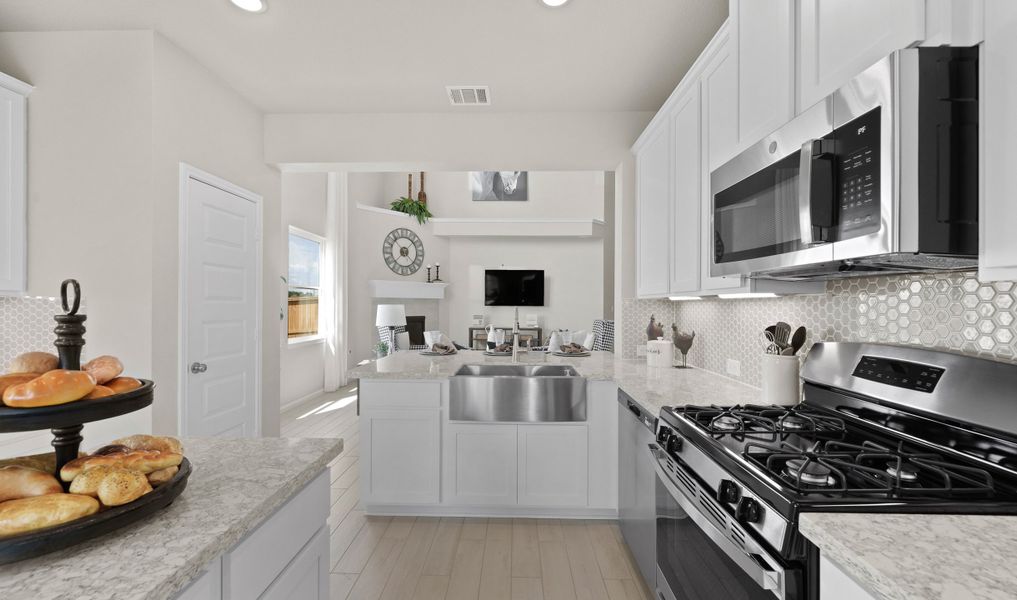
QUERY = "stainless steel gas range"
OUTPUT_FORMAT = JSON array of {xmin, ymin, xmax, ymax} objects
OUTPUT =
[{"xmin": 652, "ymin": 342, "xmax": 1017, "ymax": 600}]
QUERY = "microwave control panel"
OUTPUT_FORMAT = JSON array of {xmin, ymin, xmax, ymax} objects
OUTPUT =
[{"xmin": 835, "ymin": 107, "xmax": 882, "ymax": 239}]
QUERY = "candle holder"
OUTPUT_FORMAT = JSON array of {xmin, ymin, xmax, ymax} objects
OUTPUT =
[
  {"xmin": 433, "ymin": 263, "xmax": 443, "ymax": 283},
  {"xmin": 426, "ymin": 266, "xmax": 432, "ymax": 283}
]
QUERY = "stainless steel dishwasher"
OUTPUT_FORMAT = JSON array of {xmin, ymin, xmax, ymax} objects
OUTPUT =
[{"xmin": 617, "ymin": 389, "xmax": 657, "ymax": 591}]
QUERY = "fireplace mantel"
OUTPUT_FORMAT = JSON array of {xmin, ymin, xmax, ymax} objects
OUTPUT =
[{"xmin": 369, "ymin": 280, "xmax": 448, "ymax": 300}]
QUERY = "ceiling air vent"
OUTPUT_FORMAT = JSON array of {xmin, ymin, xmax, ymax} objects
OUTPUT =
[{"xmin": 447, "ymin": 86, "xmax": 490, "ymax": 106}]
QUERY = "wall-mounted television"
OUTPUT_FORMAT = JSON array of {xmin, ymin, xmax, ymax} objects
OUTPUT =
[{"xmin": 485, "ymin": 269, "xmax": 545, "ymax": 306}]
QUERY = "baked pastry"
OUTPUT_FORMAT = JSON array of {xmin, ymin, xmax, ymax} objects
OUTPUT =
[
  {"xmin": 97, "ymin": 468, "xmax": 151, "ymax": 506},
  {"xmin": 82, "ymin": 355, "xmax": 123, "ymax": 385},
  {"xmin": 0, "ymin": 373, "xmax": 41, "ymax": 404},
  {"xmin": 105, "ymin": 377, "xmax": 142, "ymax": 394},
  {"xmin": 147, "ymin": 466, "xmax": 178, "ymax": 485},
  {"xmin": 83, "ymin": 385, "xmax": 114, "ymax": 400},
  {"xmin": 60, "ymin": 450, "xmax": 182, "ymax": 482},
  {"xmin": 0, "ymin": 466, "xmax": 63, "ymax": 503},
  {"xmin": 67, "ymin": 465, "xmax": 118, "ymax": 497},
  {"xmin": 2, "ymin": 370, "xmax": 96, "ymax": 408},
  {"xmin": 7, "ymin": 352, "xmax": 58, "ymax": 375},
  {"xmin": 91, "ymin": 444, "xmax": 130, "ymax": 456},
  {"xmin": 111, "ymin": 434, "xmax": 183, "ymax": 455},
  {"xmin": 0, "ymin": 452, "xmax": 76, "ymax": 473},
  {"xmin": 0, "ymin": 493, "xmax": 99, "ymax": 538}
]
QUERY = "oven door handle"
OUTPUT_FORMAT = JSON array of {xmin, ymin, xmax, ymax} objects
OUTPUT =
[{"xmin": 650, "ymin": 446, "xmax": 787, "ymax": 600}]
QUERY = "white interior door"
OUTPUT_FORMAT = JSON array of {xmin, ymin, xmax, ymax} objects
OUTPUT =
[{"xmin": 182, "ymin": 168, "xmax": 261, "ymax": 438}]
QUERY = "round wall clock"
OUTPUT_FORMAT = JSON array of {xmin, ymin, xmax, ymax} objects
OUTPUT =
[{"xmin": 382, "ymin": 228, "xmax": 425, "ymax": 276}]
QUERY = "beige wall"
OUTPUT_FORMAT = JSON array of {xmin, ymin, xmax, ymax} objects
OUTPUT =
[
  {"xmin": 267, "ymin": 111, "xmax": 653, "ymax": 172},
  {"xmin": 0, "ymin": 31, "xmax": 155, "ymax": 450},
  {"xmin": 280, "ymin": 172, "xmax": 327, "ymax": 409},
  {"xmin": 151, "ymin": 33, "xmax": 282, "ymax": 436}
]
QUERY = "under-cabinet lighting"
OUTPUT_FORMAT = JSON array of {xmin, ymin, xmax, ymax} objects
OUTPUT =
[
  {"xmin": 541, "ymin": 0, "xmax": 571, "ymax": 6},
  {"xmin": 229, "ymin": 0, "xmax": 267, "ymax": 13},
  {"xmin": 668, "ymin": 296, "xmax": 702, "ymax": 301},
  {"xmin": 717, "ymin": 292, "xmax": 779, "ymax": 299}
]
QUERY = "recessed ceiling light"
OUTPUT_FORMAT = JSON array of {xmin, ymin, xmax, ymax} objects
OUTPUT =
[
  {"xmin": 541, "ymin": 0, "xmax": 571, "ymax": 6},
  {"xmin": 230, "ymin": 0, "xmax": 267, "ymax": 13}
]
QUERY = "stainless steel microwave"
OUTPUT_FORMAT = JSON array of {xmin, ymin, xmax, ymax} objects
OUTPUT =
[{"xmin": 710, "ymin": 46, "xmax": 979, "ymax": 281}]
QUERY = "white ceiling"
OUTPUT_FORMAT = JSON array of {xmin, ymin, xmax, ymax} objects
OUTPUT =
[{"xmin": 0, "ymin": 0, "xmax": 726, "ymax": 114}]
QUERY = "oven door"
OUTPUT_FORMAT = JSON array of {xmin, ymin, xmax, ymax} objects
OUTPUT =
[{"xmin": 652, "ymin": 446, "xmax": 802, "ymax": 600}]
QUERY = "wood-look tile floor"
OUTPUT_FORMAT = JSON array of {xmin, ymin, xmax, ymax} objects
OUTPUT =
[{"xmin": 281, "ymin": 385, "xmax": 654, "ymax": 600}]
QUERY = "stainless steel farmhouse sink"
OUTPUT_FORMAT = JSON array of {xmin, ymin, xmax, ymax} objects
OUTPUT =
[{"xmin": 450, "ymin": 363, "xmax": 586, "ymax": 422}]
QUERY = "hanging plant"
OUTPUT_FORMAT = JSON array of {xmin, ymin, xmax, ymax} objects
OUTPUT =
[{"xmin": 390, "ymin": 197, "xmax": 433, "ymax": 224}]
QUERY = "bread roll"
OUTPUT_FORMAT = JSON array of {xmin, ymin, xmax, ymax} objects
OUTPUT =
[
  {"xmin": 97, "ymin": 468, "xmax": 151, "ymax": 506},
  {"xmin": 0, "ymin": 466, "xmax": 63, "ymax": 503},
  {"xmin": 2, "ymin": 370, "xmax": 96, "ymax": 408},
  {"xmin": 60, "ymin": 450, "xmax": 182, "ymax": 482},
  {"xmin": 0, "ymin": 493, "xmax": 99, "ymax": 538},
  {"xmin": 91, "ymin": 444, "xmax": 130, "ymax": 456},
  {"xmin": 83, "ymin": 385, "xmax": 114, "ymax": 400},
  {"xmin": 68, "ymin": 465, "xmax": 118, "ymax": 497},
  {"xmin": 0, "ymin": 452, "xmax": 78, "ymax": 474},
  {"xmin": 111, "ymin": 434, "xmax": 183, "ymax": 456},
  {"xmin": 82, "ymin": 355, "xmax": 123, "ymax": 385},
  {"xmin": 147, "ymin": 466, "xmax": 178, "ymax": 485},
  {"xmin": 7, "ymin": 352, "xmax": 58, "ymax": 375},
  {"xmin": 105, "ymin": 377, "xmax": 142, "ymax": 394},
  {"xmin": 0, "ymin": 373, "xmax": 41, "ymax": 404}
]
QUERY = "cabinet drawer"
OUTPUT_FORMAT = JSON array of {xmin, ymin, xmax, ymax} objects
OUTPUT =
[
  {"xmin": 224, "ymin": 471, "xmax": 329, "ymax": 600},
  {"xmin": 361, "ymin": 380, "xmax": 442, "ymax": 409},
  {"xmin": 259, "ymin": 526, "xmax": 329, "ymax": 600}
]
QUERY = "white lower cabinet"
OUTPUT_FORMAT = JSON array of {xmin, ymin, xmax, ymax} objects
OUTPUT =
[
  {"xmin": 517, "ymin": 424, "xmax": 589, "ymax": 507},
  {"xmin": 444, "ymin": 423, "xmax": 517, "ymax": 505},
  {"xmin": 174, "ymin": 472, "xmax": 331, "ymax": 600},
  {"xmin": 819, "ymin": 554, "xmax": 876, "ymax": 600},
  {"xmin": 363, "ymin": 408, "xmax": 440, "ymax": 504}
]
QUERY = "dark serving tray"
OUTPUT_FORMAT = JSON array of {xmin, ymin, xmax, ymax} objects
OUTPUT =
[
  {"xmin": 0, "ymin": 457, "xmax": 191, "ymax": 565},
  {"xmin": 0, "ymin": 380, "xmax": 154, "ymax": 433}
]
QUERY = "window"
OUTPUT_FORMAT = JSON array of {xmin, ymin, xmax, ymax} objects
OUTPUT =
[{"xmin": 287, "ymin": 227, "xmax": 324, "ymax": 340}]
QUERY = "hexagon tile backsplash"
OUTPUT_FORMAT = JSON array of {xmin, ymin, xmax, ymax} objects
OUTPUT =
[
  {"xmin": 0, "ymin": 296, "xmax": 63, "ymax": 370},
  {"xmin": 626, "ymin": 271, "xmax": 1017, "ymax": 389}
]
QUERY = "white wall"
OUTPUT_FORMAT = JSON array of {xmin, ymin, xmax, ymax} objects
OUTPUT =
[
  {"xmin": 267, "ymin": 111, "xmax": 653, "ymax": 172},
  {"xmin": 347, "ymin": 172, "xmax": 450, "ymax": 362},
  {"xmin": 281, "ymin": 172, "xmax": 327, "ymax": 409},
  {"xmin": 0, "ymin": 31, "xmax": 155, "ymax": 455},
  {"xmin": 446, "ymin": 237, "xmax": 604, "ymax": 344},
  {"xmin": 150, "ymin": 33, "xmax": 282, "ymax": 437},
  {"xmin": 614, "ymin": 155, "xmax": 637, "ymax": 355},
  {"xmin": 372, "ymin": 171, "xmax": 605, "ymax": 220}
]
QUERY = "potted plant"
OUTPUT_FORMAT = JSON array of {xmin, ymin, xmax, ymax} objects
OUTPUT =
[
  {"xmin": 390, "ymin": 197, "xmax": 433, "ymax": 224},
  {"xmin": 374, "ymin": 341, "xmax": 390, "ymax": 358}
]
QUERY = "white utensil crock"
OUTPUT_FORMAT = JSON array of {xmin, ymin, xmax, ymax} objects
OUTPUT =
[
  {"xmin": 647, "ymin": 340, "xmax": 673, "ymax": 368},
  {"xmin": 761, "ymin": 354, "xmax": 800, "ymax": 405}
]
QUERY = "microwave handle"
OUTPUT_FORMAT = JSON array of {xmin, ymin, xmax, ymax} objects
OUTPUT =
[{"xmin": 798, "ymin": 139, "xmax": 836, "ymax": 245}]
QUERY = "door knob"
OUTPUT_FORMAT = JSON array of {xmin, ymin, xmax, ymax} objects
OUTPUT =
[{"xmin": 190, "ymin": 362, "xmax": 207, "ymax": 374}]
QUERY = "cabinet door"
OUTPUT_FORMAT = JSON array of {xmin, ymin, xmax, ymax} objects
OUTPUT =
[
  {"xmin": 980, "ymin": 0, "xmax": 1017, "ymax": 282},
  {"xmin": 363, "ymin": 409, "xmax": 440, "ymax": 504},
  {"xmin": 175, "ymin": 559, "xmax": 222, "ymax": 600},
  {"xmin": 699, "ymin": 33, "xmax": 747, "ymax": 292},
  {"xmin": 819, "ymin": 554, "xmax": 877, "ymax": 600},
  {"xmin": 444, "ymin": 423, "xmax": 517, "ymax": 506},
  {"xmin": 669, "ymin": 86, "xmax": 702, "ymax": 295},
  {"xmin": 636, "ymin": 123, "xmax": 671, "ymax": 298},
  {"xmin": 734, "ymin": 0, "xmax": 794, "ymax": 145},
  {"xmin": 0, "ymin": 76, "xmax": 28, "ymax": 293},
  {"xmin": 798, "ymin": 0, "xmax": 925, "ymax": 110},
  {"xmin": 259, "ymin": 527, "xmax": 329, "ymax": 600},
  {"xmin": 517, "ymin": 425, "xmax": 588, "ymax": 507}
]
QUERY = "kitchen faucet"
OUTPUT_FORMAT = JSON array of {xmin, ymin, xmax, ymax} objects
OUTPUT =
[{"xmin": 512, "ymin": 307, "xmax": 520, "ymax": 363}]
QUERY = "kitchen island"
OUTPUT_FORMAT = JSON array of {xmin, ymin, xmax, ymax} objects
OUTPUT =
[
  {"xmin": 0, "ymin": 436, "xmax": 343, "ymax": 600},
  {"xmin": 349, "ymin": 350, "xmax": 759, "ymax": 517}
]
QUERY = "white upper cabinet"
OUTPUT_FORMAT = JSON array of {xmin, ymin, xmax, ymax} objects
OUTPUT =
[
  {"xmin": 635, "ymin": 123, "xmax": 672, "ymax": 298},
  {"xmin": 980, "ymin": 0, "xmax": 1017, "ymax": 282},
  {"xmin": 669, "ymin": 85, "xmax": 702, "ymax": 295},
  {"xmin": 798, "ymin": 0, "xmax": 926, "ymax": 110},
  {"xmin": 733, "ymin": 0, "xmax": 795, "ymax": 148},
  {"xmin": 0, "ymin": 72, "xmax": 31, "ymax": 294}
]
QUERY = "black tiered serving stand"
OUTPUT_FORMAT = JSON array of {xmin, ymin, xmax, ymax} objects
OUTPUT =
[{"xmin": 0, "ymin": 279, "xmax": 190, "ymax": 565}]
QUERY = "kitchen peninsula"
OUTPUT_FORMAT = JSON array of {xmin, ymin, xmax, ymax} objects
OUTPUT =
[
  {"xmin": 349, "ymin": 350, "xmax": 759, "ymax": 516},
  {"xmin": 0, "ymin": 437, "xmax": 343, "ymax": 600}
]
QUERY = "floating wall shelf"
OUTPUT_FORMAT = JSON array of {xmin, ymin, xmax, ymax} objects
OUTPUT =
[{"xmin": 369, "ymin": 280, "xmax": 448, "ymax": 299}]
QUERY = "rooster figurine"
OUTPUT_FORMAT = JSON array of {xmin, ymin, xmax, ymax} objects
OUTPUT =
[
  {"xmin": 672, "ymin": 326, "xmax": 695, "ymax": 369},
  {"xmin": 646, "ymin": 315, "xmax": 665, "ymax": 341}
]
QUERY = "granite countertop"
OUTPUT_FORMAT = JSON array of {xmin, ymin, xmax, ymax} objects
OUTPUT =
[
  {"xmin": 348, "ymin": 350, "xmax": 763, "ymax": 412},
  {"xmin": 0, "ymin": 436, "xmax": 344, "ymax": 600},
  {"xmin": 801, "ymin": 513, "xmax": 1017, "ymax": 600}
]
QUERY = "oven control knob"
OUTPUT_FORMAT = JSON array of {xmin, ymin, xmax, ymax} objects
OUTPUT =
[
  {"xmin": 656, "ymin": 426, "xmax": 672, "ymax": 445},
  {"xmin": 717, "ymin": 479, "xmax": 741, "ymax": 504},
  {"xmin": 735, "ymin": 497, "xmax": 762, "ymax": 524},
  {"xmin": 665, "ymin": 433, "xmax": 683, "ymax": 454}
]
